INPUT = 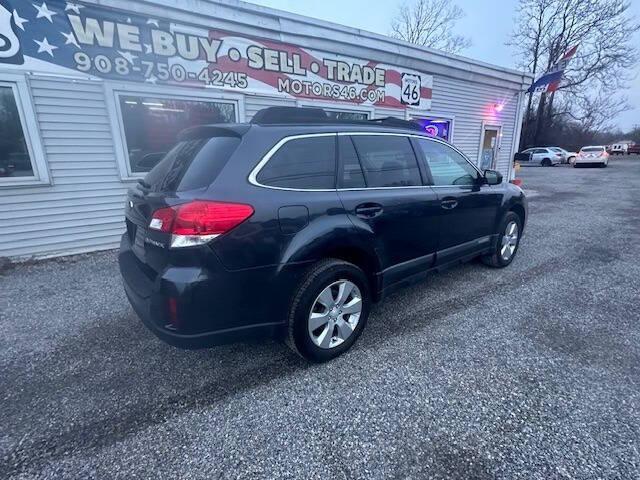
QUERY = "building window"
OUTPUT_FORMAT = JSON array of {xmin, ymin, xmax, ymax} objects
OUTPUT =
[
  {"xmin": 325, "ymin": 109, "xmax": 369, "ymax": 121},
  {"xmin": 412, "ymin": 116, "xmax": 452, "ymax": 141},
  {"xmin": 0, "ymin": 82, "xmax": 36, "ymax": 181},
  {"xmin": 300, "ymin": 104, "xmax": 371, "ymax": 121},
  {"xmin": 117, "ymin": 95, "xmax": 237, "ymax": 174}
]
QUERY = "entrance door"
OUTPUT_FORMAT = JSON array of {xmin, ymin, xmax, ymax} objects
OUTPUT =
[{"xmin": 478, "ymin": 125, "xmax": 501, "ymax": 171}]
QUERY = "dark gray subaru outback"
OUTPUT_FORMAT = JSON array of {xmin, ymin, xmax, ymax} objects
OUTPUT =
[{"xmin": 119, "ymin": 107, "xmax": 527, "ymax": 362}]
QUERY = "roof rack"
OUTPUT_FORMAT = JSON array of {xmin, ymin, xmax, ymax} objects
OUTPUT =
[{"xmin": 250, "ymin": 106, "xmax": 423, "ymax": 131}]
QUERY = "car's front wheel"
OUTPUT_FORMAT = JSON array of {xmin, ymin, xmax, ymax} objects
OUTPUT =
[
  {"xmin": 482, "ymin": 212, "xmax": 522, "ymax": 268},
  {"xmin": 287, "ymin": 259, "xmax": 370, "ymax": 362}
]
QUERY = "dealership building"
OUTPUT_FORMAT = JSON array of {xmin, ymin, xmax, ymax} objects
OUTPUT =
[{"xmin": 0, "ymin": 0, "xmax": 532, "ymax": 259}]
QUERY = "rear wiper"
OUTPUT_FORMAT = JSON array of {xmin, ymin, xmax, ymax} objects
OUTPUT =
[{"xmin": 137, "ymin": 179, "xmax": 151, "ymax": 190}]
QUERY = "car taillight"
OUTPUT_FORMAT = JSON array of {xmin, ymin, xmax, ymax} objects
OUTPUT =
[
  {"xmin": 149, "ymin": 201, "xmax": 254, "ymax": 248},
  {"xmin": 555, "ymin": 153, "xmax": 562, "ymax": 156}
]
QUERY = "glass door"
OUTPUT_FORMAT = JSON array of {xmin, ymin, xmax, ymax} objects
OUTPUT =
[{"xmin": 479, "ymin": 125, "xmax": 501, "ymax": 171}]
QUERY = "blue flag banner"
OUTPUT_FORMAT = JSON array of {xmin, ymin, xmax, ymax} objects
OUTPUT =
[{"xmin": 526, "ymin": 45, "xmax": 578, "ymax": 94}]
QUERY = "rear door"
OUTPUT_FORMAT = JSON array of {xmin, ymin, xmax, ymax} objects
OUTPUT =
[
  {"xmin": 414, "ymin": 138, "xmax": 503, "ymax": 265},
  {"xmin": 532, "ymin": 148, "xmax": 548, "ymax": 164},
  {"xmin": 337, "ymin": 133, "xmax": 441, "ymax": 283}
]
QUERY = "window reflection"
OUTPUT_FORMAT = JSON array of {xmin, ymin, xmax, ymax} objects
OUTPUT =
[
  {"xmin": 325, "ymin": 110, "xmax": 369, "ymax": 121},
  {"xmin": 0, "ymin": 86, "xmax": 34, "ymax": 178},
  {"xmin": 119, "ymin": 95, "xmax": 236, "ymax": 173}
]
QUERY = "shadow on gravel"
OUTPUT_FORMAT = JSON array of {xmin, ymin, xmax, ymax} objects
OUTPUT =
[{"xmin": 1, "ymin": 328, "xmax": 308, "ymax": 477}]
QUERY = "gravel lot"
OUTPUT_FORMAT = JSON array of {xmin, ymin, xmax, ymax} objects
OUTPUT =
[{"xmin": 2, "ymin": 157, "xmax": 640, "ymax": 479}]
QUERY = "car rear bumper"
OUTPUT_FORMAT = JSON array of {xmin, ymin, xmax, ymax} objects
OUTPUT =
[
  {"xmin": 574, "ymin": 158, "xmax": 606, "ymax": 165},
  {"xmin": 118, "ymin": 234, "xmax": 292, "ymax": 349}
]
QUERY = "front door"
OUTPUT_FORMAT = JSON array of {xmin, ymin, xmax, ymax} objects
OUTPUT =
[
  {"xmin": 336, "ymin": 134, "xmax": 441, "ymax": 284},
  {"xmin": 414, "ymin": 137, "xmax": 503, "ymax": 265},
  {"xmin": 479, "ymin": 125, "xmax": 501, "ymax": 171}
]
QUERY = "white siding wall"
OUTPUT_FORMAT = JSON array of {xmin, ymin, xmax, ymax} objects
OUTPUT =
[
  {"xmin": 430, "ymin": 76, "xmax": 519, "ymax": 174},
  {"xmin": 1, "ymin": 76, "xmax": 128, "ymax": 259},
  {"xmin": 373, "ymin": 107, "xmax": 405, "ymax": 119},
  {"xmin": 0, "ymin": 74, "xmax": 522, "ymax": 260},
  {"xmin": 244, "ymin": 94, "xmax": 296, "ymax": 120}
]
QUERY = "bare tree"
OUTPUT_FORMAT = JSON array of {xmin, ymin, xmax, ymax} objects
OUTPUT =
[
  {"xmin": 510, "ymin": 0, "xmax": 638, "ymax": 146},
  {"xmin": 507, "ymin": 0, "xmax": 556, "ymax": 145},
  {"xmin": 390, "ymin": 0, "xmax": 471, "ymax": 54}
]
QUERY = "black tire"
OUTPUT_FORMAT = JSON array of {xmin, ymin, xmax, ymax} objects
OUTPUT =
[
  {"xmin": 481, "ymin": 211, "xmax": 522, "ymax": 268},
  {"xmin": 286, "ymin": 259, "xmax": 371, "ymax": 362},
  {"xmin": 542, "ymin": 158, "xmax": 552, "ymax": 167}
]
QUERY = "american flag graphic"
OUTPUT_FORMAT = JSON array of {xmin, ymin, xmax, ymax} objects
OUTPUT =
[{"xmin": 0, "ymin": 0, "xmax": 433, "ymax": 109}]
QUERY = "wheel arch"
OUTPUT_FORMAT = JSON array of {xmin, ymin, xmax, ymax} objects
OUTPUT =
[
  {"xmin": 322, "ymin": 245, "xmax": 382, "ymax": 301},
  {"xmin": 510, "ymin": 203, "xmax": 526, "ymax": 229}
]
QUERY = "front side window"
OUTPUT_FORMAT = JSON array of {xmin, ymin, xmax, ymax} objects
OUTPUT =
[
  {"xmin": 257, "ymin": 136, "xmax": 336, "ymax": 189},
  {"xmin": 351, "ymin": 135, "xmax": 422, "ymax": 187},
  {"xmin": 118, "ymin": 95, "xmax": 236, "ymax": 174},
  {"xmin": 417, "ymin": 139, "xmax": 479, "ymax": 186},
  {"xmin": 0, "ymin": 85, "xmax": 34, "ymax": 179}
]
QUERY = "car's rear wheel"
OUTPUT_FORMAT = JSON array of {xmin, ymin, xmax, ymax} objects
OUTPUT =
[
  {"xmin": 481, "ymin": 212, "xmax": 522, "ymax": 268},
  {"xmin": 287, "ymin": 259, "xmax": 370, "ymax": 362},
  {"xmin": 542, "ymin": 158, "xmax": 552, "ymax": 167}
]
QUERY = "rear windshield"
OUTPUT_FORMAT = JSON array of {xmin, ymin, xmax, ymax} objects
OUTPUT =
[
  {"xmin": 142, "ymin": 136, "xmax": 240, "ymax": 192},
  {"xmin": 581, "ymin": 147, "xmax": 604, "ymax": 152}
]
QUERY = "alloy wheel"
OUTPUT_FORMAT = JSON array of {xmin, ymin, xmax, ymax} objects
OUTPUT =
[
  {"xmin": 308, "ymin": 280, "xmax": 362, "ymax": 349},
  {"xmin": 500, "ymin": 221, "xmax": 519, "ymax": 261}
]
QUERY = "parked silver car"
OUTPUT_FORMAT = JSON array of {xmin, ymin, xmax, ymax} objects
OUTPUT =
[
  {"xmin": 549, "ymin": 147, "xmax": 577, "ymax": 164},
  {"xmin": 519, "ymin": 147, "xmax": 563, "ymax": 167}
]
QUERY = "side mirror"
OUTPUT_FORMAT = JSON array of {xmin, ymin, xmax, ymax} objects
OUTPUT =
[{"xmin": 483, "ymin": 169, "xmax": 503, "ymax": 185}]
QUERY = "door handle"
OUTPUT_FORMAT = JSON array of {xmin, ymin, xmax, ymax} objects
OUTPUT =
[
  {"xmin": 355, "ymin": 203, "xmax": 383, "ymax": 218},
  {"xmin": 440, "ymin": 198, "xmax": 458, "ymax": 210}
]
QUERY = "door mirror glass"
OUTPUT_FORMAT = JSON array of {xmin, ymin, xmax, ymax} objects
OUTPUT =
[{"xmin": 484, "ymin": 169, "xmax": 502, "ymax": 185}]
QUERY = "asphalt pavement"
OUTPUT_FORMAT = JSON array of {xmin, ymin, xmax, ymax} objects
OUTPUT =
[{"xmin": 1, "ymin": 157, "xmax": 640, "ymax": 479}]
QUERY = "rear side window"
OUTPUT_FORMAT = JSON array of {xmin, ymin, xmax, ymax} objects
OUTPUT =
[
  {"xmin": 417, "ymin": 139, "xmax": 479, "ymax": 186},
  {"xmin": 338, "ymin": 136, "xmax": 366, "ymax": 188},
  {"xmin": 351, "ymin": 136, "xmax": 422, "ymax": 187},
  {"xmin": 257, "ymin": 136, "xmax": 336, "ymax": 189},
  {"xmin": 143, "ymin": 136, "xmax": 240, "ymax": 192}
]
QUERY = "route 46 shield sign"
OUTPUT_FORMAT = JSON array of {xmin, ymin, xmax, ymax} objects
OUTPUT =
[{"xmin": 401, "ymin": 73, "xmax": 421, "ymax": 106}]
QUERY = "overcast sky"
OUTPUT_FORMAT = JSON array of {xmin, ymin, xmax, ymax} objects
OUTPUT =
[{"xmin": 251, "ymin": 0, "xmax": 640, "ymax": 131}]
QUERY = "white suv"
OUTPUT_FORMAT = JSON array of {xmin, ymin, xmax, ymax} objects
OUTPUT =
[{"xmin": 520, "ymin": 147, "xmax": 563, "ymax": 167}]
